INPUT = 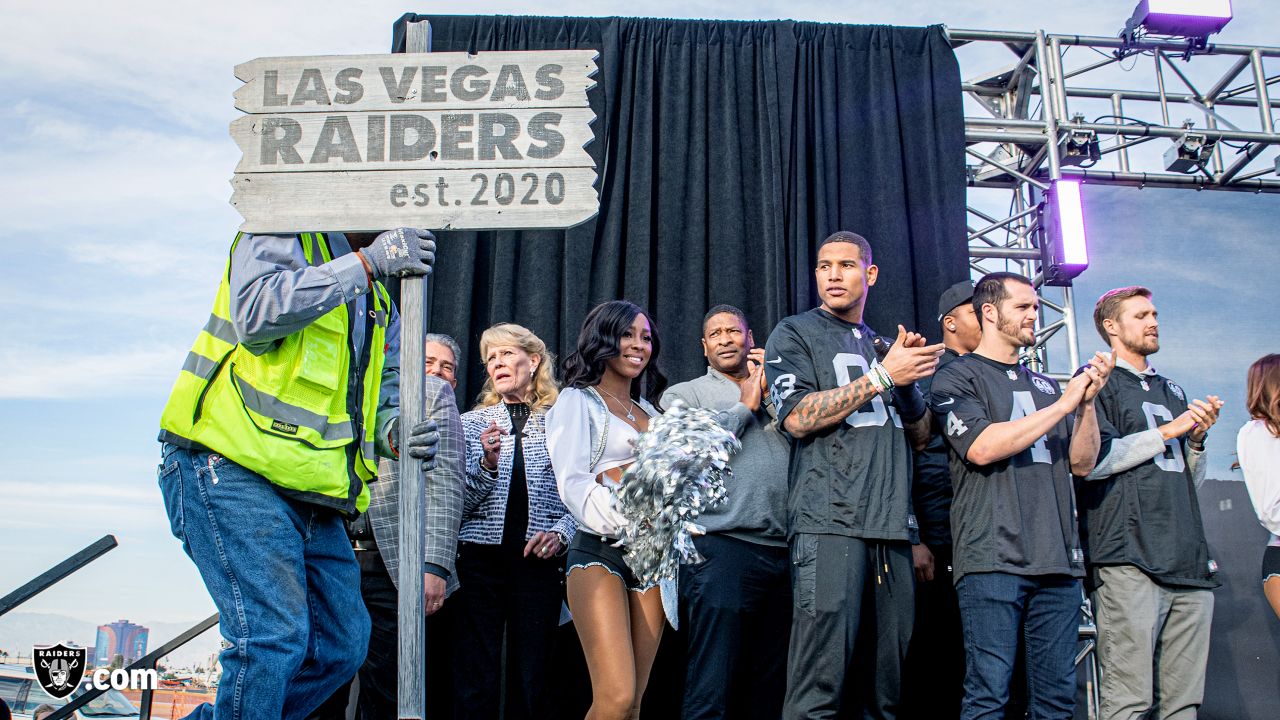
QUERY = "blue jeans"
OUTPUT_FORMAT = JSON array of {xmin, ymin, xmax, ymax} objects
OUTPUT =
[
  {"xmin": 956, "ymin": 572, "xmax": 1081, "ymax": 720},
  {"xmin": 158, "ymin": 443, "xmax": 370, "ymax": 720}
]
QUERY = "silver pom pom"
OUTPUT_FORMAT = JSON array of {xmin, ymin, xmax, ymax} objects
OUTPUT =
[{"xmin": 614, "ymin": 399, "xmax": 739, "ymax": 585}]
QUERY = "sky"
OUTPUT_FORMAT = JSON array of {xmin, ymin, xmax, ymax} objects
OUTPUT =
[{"xmin": 0, "ymin": 0, "xmax": 1276, "ymax": 635}]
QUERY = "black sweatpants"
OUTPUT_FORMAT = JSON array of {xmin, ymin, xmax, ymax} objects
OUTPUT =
[
  {"xmin": 678, "ymin": 533, "xmax": 792, "ymax": 720},
  {"xmin": 901, "ymin": 543, "xmax": 964, "ymax": 720},
  {"xmin": 451, "ymin": 541, "xmax": 565, "ymax": 720},
  {"xmin": 783, "ymin": 534, "xmax": 914, "ymax": 720}
]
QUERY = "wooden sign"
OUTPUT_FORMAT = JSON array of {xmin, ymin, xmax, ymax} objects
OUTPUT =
[{"xmin": 229, "ymin": 51, "xmax": 600, "ymax": 232}]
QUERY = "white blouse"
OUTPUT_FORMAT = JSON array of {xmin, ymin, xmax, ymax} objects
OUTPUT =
[
  {"xmin": 546, "ymin": 386, "xmax": 642, "ymax": 537},
  {"xmin": 1237, "ymin": 419, "xmax": 1280, "ymax": 547}
]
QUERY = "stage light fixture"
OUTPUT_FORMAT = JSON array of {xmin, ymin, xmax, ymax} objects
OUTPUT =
[
  {"xmin": 1163, "ymin": 128, "xmax": 1217, "ymax": 173},
  {"xmin": 1039, "ymin": 179, "xmax": 1089, "ymax": 286},
  {"xmin": 1120, "ymin": 0, "xmax": 1233, "ymax": 57},
  {"xmin": 1060, "ymin": 125, "xmax": 1101, "ymax": 167}
]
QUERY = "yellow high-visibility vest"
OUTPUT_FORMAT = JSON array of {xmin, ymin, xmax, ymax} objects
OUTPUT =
[{"xmin": 159, "ymin": 233, "xmax": 390, "ymax": 514}]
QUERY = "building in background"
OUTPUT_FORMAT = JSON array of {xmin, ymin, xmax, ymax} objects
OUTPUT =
[{"xmin": 94, "ymin": 619, "xmax": 148, "ymax": 666}]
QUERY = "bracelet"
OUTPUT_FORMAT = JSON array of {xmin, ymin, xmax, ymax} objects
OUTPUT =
[{"xmin": 868, "ymin": 360, "xmax": 895, "ymax": 393}]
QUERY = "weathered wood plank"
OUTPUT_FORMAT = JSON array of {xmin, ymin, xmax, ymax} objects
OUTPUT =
[
  {"xmin": 397, "ymin": 22, "xmax": 430, "ymax": 720},
  {"xmin": 231, "ymin": 109, "xmax": 596, "ymax": 173},
  {"xmin": 235, "ymin": 50, "xmax": 597, "ymax": 113},
  {"xmin": 231, "ymin": 167, "xmax": 599, "ymax": 232}
]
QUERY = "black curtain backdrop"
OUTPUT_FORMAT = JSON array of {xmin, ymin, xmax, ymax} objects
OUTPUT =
[{"xmin": 390, "ymin": 14, "xmax": 968, "ymax": 406}]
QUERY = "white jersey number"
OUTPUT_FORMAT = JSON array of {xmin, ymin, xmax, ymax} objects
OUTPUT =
[
  {"xmin": 833, "ymin": 353, "xmax": 903, "ymax": 429},
  {"xmin": 1009, "ymin": 390, "xmax": 1051, "ymax": 465},
  {"xmin": 1141, "ymin": 401, "xmax": 1186, "ymax": 473}
]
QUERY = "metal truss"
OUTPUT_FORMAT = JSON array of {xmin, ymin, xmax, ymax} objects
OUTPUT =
[
  {"xmin": 949, "ymin": 28, "xmax": 1280, "ymax": 379},
  {"xmin": 948, "ymin": 29, "xmax": 1278, "ymax": 719}
]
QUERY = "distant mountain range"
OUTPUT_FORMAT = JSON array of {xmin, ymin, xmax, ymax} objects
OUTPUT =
[{"xmin": 0, "ymin": 612, "xmax": 222, "ymax": 671}]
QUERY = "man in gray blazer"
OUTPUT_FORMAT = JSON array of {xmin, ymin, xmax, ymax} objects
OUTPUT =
[{"xmin": 316, "ymin": 371, "xmax": 465, "ymax": 719}]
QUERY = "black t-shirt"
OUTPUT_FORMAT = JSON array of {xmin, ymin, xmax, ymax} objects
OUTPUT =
[
  {"xmin": 1078, "ymin": 368, "xmax": 1219, "ymax": 588},
  {"xmin": 764, "ymin": 308, "xmax": 917, "ymax": 542},
  {"xmin": 930, "ymin": 353, "xmax": 1084, "ymax": 581}
]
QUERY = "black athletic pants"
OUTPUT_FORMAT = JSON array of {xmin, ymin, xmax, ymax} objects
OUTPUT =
[
  {"xmin": 783, "ymin": 534, "xmax": 914, "ymax": 720},
  {"xmin": 901, "ymin": 543, "xmax": 964, "ymax": 720},
  {"xmin": 678, "ymin": 533, "xmax": 791, "ymax": 720}
]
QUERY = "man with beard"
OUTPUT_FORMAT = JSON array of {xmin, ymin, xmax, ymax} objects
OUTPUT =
[
  {"xmin": 765, "ymin": 231, "xmax": 944, "ymax": 719},
  {"xmin": 901, "ymin": 279, "xmax": 981, "ymax": 720},
  {"xmin": 929, "ymin": 271, "xmax": 1112, "ymax": 720},
  {"xmin": 662, "ymin": 304, "xmax": 792, "ymax": 720},
  {"xmin": 1078, "ymin": 286, "xmax": 1223, "ymax": 720}
]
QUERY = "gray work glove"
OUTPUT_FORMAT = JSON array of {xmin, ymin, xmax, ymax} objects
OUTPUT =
[
  {"xmin": 406, "ymin": 420, "xmax": 441, "ymax": 470},
  {"xmin": 358, "ymin": 228, "xmax": 436, "ymax": 278}
]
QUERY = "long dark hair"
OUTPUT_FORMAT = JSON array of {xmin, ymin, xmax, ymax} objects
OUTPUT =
[{"xmin": 562, "ymin": 300, "xmax": 668, "ymax": 409}]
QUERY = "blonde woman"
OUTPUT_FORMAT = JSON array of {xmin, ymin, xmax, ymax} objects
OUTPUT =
[
  {"xmin": 455, "ymin": 323, "xmax": 576, "ymax": 720},
  {"xmin": 1238, "ymin": 353, "xmax": 1280, "ymax": 621}
]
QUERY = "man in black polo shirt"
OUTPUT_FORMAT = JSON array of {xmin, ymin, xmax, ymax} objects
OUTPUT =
[
  {"xmin": 1079, "ymin": 286, "xmax": 1223, "ymax": 720},
  {"xmin": 929, "ymin": 272, "xmax": 1112, "ymax": 720},
  {"xmin": 901, "ymin": 279, "xmax": 980, "ymax": 720},
  {"xmin": 765, "ymin": 230, "xmax": 944, "ymax": 719}
]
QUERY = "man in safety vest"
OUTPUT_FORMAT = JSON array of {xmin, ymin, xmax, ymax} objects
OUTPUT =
[{"xmin": 157, "ymin": 228, "xmax": 439, "ymax": 720}]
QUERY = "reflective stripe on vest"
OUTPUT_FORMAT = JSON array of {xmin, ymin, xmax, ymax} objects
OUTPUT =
[{"xmin": 159, "ymin": 232, "xmax": 390, "ymax": 514}]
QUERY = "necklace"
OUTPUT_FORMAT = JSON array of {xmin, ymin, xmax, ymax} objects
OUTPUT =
[{"xmin": 598, "ymin": 386, "xmax": 637, "ymax": 422}]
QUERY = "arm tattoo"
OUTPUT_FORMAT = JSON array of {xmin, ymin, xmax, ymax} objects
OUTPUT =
[{"xmin": 785, "ymin": 375, "xmax": 880, "ymax": 436}]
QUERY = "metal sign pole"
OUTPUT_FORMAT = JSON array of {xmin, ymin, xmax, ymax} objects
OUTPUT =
[{"xmin": 397, "ymin": 20, "xmax": 432, "ymax": 720}]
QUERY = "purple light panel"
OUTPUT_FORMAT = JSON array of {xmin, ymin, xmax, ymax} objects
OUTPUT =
[
  {"xmin": 1138, "ymin": 0, "xmax": 1233, "ymax": 36},
  {"xmin": 1053, "ymin": 180, "xmax": 1088, "ymax": 268}
]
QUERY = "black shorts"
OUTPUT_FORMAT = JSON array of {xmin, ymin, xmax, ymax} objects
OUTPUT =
[
  {"xmin": 566, "ymin": 531, "xmax": 654, "ymax": 592},
  {"xmin": 1263, "ymin": 545, "xmax": 1280, "ymax": 584}
]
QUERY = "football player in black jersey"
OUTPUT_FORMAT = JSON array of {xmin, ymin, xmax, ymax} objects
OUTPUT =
[
  {"xmin": 1080, "ymin": 286, "xmax": 1223, "ymax": 720},
  {"xmin": 929, "ymin": 272, "xmax": 1112, "ymax": 720},
  {"xmin": 764, "ymin": 231, "xmax": 944, "ymax": 720}
]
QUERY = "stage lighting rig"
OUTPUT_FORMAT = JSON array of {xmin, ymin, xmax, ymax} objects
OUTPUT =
[
  {"xmin": 1038, "ymin": 180, "xmax": 1089, "ymax": 287},
  {"xmin": 1118, "ymin": 0, "xmax": 1233, "ymax": 59},
  {"xmin": 1163, "ymin": 123, "xmax": 1217, "ymax": 173}
]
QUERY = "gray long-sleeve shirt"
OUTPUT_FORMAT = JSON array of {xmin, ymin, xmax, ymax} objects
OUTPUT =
[
  {"xmin": 228, "ymin": 233, "xmax": 400, "ymax": 457},
  {"xmin": 662, "ymin": 367, "xmax": 790, "ymax": 546}
]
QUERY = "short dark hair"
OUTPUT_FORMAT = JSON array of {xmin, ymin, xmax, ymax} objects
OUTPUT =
[
  {"xmin": 702, "ymin": 304, "xmax": 748, "ymax": 333},
  {"xmin": 1093, "ymin": 286, "xmax": 1152, "ymax": 343},
  {"xmin": 972, "ymin": 272, "xmax": 1033, "ymax": 327},
  {"xmin": 818, "ymin": 231, "xmax": 873, "ymax": 266}
]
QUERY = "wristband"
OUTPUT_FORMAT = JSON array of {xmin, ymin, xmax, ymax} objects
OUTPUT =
[{"xmin": 893, "ymin": 382, "xmax": 928, "ymax": 424}]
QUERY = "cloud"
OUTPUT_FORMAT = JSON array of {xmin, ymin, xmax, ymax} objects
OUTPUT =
[{"xmin": 0, "ymin": 343, "xmax": 183, "ymax": 399}]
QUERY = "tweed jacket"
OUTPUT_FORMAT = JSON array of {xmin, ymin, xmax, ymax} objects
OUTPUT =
[
  {"xmin": 460, "ymin": 403, "xmax": 577, "ymax": 545},
  {"xmin": 368, "ymin": 374, "xmax": 465, "ymax": 596}
]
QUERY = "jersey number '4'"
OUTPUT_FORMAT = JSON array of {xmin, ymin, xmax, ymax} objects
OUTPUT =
[{"xmin": 1010, "ymin": 391, "xmax": 1051, "ymax": 464}]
